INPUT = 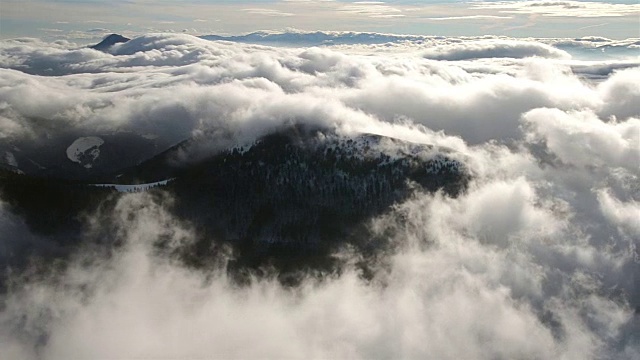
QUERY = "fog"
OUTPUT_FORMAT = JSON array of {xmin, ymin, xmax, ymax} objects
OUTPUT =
[{"xmin": 0, "ymin": 33, "xmax": 638, "ymax": 359}]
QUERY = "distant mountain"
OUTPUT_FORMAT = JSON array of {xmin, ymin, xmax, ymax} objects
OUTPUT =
[
  {"xmin": 90, "ymin": 33, "xmax": 130, "ymax": 51},
  {"xmin": 200, "ymin": 31, "xmax": 429, "ymax": 47}
]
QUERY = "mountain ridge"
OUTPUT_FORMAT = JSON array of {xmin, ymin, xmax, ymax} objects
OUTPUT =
[
  {"xmin": 0, "ymin": 127, "xmax": 470, "ymax": 278},
  {"xmin": 90, "ymin": 33, "xmax": 131, "ymax": 51}
]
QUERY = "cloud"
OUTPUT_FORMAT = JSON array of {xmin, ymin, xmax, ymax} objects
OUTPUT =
[
  {"xmin": 338, "ymin": 2, "xmax": 404, "ymax": 18},
  {"xmin": 472, "ymin": 0, "xmax": 640, "ymax": 18},
  {"xmin": 597, "ymin": 190, "xmax": 640, "ymax": 236},
  {"xmin": 426, "ymin": 15, "xmax": 513, "ymax": 21},
  {"xmin": 37, "ymin": 28, "xmax": 64, "ymax": 33},
  {"xmin": 0, "ymin": 33, "xmax": 639, "ymax": 358},
  {"xmin": 243, "ymin": 8, "xmax": 295, "ymax": 17},
  {"xmin": 522, "ymin": 108, "xmax": 640, "ymax": 170},
  {"xmin": 1, "ymin": 138, "xmax": 638, "ymax": 358},
  {"xmin": 422, "ymin": 40, "xmax": 571, "ymax": 60},
  {"xmin": 598, "ymin": 68, "xmax": 640, "ymax": 120},
  {"xmin": 0, "ymin": 33, "xmax": 637, "ymax": 148},
  {"xmin": 577, "ymin": 23, "xmax": 610, "ymax": 31},
  {"xmin": 2, "ymin": 0, "xmax": 638, "ymax": 42}
]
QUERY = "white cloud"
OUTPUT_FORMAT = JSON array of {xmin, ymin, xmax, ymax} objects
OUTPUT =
[
  {"xmin": 0, "ymin": 33, "xmax": 636, "ymax": 147},
  {"xmin": 598, "ymin": 68, "xmax": 640, "ymax": 120},
  {"xmin": 339, "ymin": 2, "xmax": 404, "ymax": 18},
  {"xmin": 473, "ymin": 0, "xmax": 640, "ymax": 18},
  {"xmin": 422, "ymin": 39, "xmax": 571, "ymax": 60},
  {"xmin": 427, "ymin": 15, "xmax": 513, "ymax": 21},
  {"xmin": 522, "ymin": 108, "xmax": 640, "ymax": 170},
  {"xmin": 0, "ymin": 33, "xmax": 639, "ymax": 359},
  {"xmin": 597, "ymin": 190, "xmax": 640, "ymax": 236},
  {"xmin": 243, "ymin": 8, "xmax": 295, "ymax": 17}
]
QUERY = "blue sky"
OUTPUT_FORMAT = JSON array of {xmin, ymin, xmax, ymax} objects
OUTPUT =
[{"xmin": 1, "ymin": 0, "xmax": 639, "ymax": 42}]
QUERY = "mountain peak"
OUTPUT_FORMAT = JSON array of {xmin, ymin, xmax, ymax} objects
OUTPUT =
[{"xmin": 90, "ymin": 33, "xmax": 130, "ymax": 51}]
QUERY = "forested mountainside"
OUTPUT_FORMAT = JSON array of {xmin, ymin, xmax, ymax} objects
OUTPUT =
[{"xmin": 1, "ymin": 127, "xmax": 470, "ymax": 283}]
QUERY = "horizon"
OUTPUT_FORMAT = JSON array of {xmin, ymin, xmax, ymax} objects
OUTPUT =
[{"xmin": 2, "ymin": 0, "xmax": 640, "ymax": 44}]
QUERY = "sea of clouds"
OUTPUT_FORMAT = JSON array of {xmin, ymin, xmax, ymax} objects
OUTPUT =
[{"xmin": 0, "ymin": 33, "xmax": 639, "ymax": 359}]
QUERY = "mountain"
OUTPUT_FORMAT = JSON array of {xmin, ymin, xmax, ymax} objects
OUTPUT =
[
  {"xmin": 165, "ymin": 128, "xmax": 469, "ymax": 275},
  {"xmin": 0, "ymin": 127, "xmax": 470, "ymax": 280},
  {"xmin": 200, "ymin": 31, "xmax": 428, "ymax": 47},
  {"xmin": 0, "ymin": 130, "xmax": 171, "ymax": 182},
  {"xmin": 90, "ymin": 33, "xmax": 130, "ymax": 51}
]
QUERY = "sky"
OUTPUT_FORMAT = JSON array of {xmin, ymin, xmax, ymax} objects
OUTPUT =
[{"xmin": 1, "ymin": 0, "xmax": 639, "ymax": 43}]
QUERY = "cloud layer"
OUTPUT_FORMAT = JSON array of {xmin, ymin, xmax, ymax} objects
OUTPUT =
[
  {"xmin": 0, "ymin": 33, "xmax": 639, "ymax": 359},
  {"xmin": 0, "ymin": 34, "xmax": 637, "ymax": 145}
]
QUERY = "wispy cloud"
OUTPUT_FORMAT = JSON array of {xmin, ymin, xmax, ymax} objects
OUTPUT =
[
  {"xmin": 37, "ymin": 28, "xmax": 64, "ymax": 33},
  {"xmin": 87, "ymin": 28, "xmax": 110, "ymax": 33},
  {"xmin": 577, "ymin": 22, "xmax": 610, "ymax": 30},
  {"xmin": 339, "ymin": 2, "xmax": 404, "ymax": 18},
  {"xmin": 243, "ymin": 8, "xmax": 295, "ymax": 17},
  {"xmin": 427, "ymin": 15, "xmax": 513, "ymax": 21},
  {"xmin": 473, "ymin": 0, "xmax": 640, "ymax": 18}
]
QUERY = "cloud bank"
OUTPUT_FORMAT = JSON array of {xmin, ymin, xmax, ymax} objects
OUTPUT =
[
  {"xmin": 0, "ymin": 33, "xmax": 637, "ymax": 145},
  {"xmin": 0, "ymin": 33, "xmax": 639, "ymax": 359},
  {"xmin": 422, "ymin": 40, "xmax": 571, "ymax": 60}
]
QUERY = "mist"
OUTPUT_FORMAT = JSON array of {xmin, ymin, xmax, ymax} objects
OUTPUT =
[{"xmin": 0, "ymin": 33, "xmax": 638, "ymax": 359}]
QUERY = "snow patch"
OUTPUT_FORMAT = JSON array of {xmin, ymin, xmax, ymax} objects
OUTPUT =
[
  {"xmin": 91, "ymin": 179, "xmax": 174, "ymax": 193},
  {"xmin": 66, "ymin": 137, "xmax": 105, "ymax": 169}
]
